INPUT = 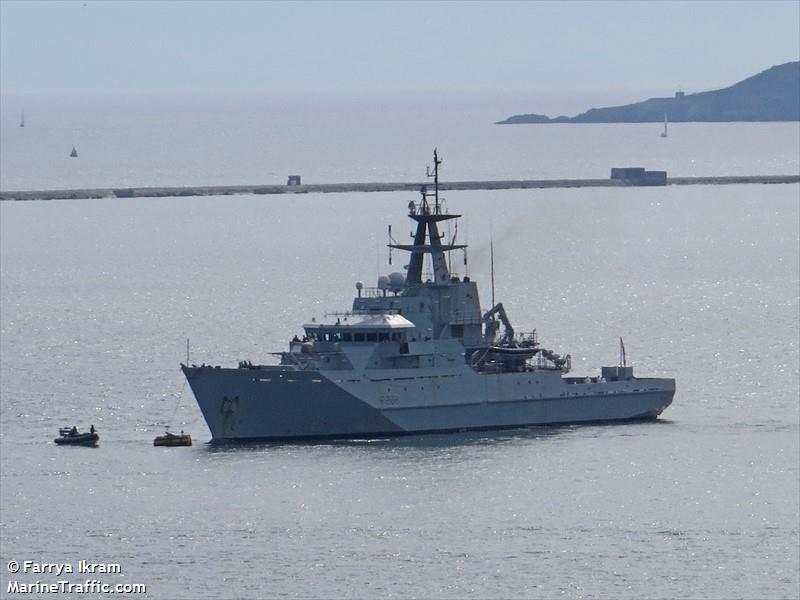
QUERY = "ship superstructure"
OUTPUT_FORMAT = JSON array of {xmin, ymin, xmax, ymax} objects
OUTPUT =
[{"xmin": 182, "ymin": 151, "xmax": 674, "ymax": 442}]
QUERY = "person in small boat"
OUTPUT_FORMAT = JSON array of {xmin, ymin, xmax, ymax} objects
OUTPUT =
[
  {"xmin": 70, "ymin": 425, "xmax": 78, "ymax": 435},
  {"xmin": 90, "ymin": 424, "xmax": 96, "ymax": 434},
  {"xmin": 292, "ymin": 335, "xmax": 300, "ymax": 342}
]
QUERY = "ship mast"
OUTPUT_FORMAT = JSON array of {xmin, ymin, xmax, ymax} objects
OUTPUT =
[
  {"xmin": 388, "ymin": 149, "xmax": 466, "ymax": 286},
  {"xmin": 427, "ymin": 148, "xmax": 442, "ymax": 213}
]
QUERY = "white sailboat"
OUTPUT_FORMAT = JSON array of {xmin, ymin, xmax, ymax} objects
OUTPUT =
[{"xmin": 660, "ymin": 113, "xmax": 668, "ymax": 138}]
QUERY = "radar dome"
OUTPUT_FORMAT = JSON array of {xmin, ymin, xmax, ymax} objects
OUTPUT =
[
  {"xmin": 377, "ymin": 275, "xmax": 390, "ymax": 290},
  {"xmin": 388, "ymin": 272, "xmax": 406, "ymax": 291},
  {"xmin": 355, "ymin": 281, "xmax": 363, "ymax": 290}
]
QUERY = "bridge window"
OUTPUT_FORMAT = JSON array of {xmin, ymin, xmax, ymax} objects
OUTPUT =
[
  {"xmin": 366, "ymin": 333, "xmax": 377, "ymax": 342},
  {"xmin": 354, "ymin": 333, "xmax": 365, "ymax": 342},
  {"xmin": 342, "ymin": 332, "xmax": 352, "ymax": 342}
]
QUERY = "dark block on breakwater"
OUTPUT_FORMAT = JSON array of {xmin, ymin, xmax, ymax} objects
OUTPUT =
[
  {"xmin": 611, "ymin": 168, "xmax": 667, "ymax": 186},
  {"xmin": 644, "ymin": 171, "xmax": 667, "ymax": 186}
]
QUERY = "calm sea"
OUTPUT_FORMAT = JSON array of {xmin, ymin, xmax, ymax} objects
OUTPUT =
[{"xmin": 1, "ymin": 93, "xmax": 798, "ymax": 599}]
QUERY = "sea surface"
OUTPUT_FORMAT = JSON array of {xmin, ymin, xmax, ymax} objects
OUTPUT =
[{"xmin": 1, "ymin": 94, "xmax": 798, "ymax": 599}]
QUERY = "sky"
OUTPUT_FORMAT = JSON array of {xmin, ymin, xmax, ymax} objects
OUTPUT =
[{"xmin": 1, "ymin": 0, "xmax": 799, "ymax": 97}]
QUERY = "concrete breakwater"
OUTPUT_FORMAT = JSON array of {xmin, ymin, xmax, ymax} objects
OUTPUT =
[{"xmin": 1, "ymin": 174, "xmax": 798, "ymax": 202}]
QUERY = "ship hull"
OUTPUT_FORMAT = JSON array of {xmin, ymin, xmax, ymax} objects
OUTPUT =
[{"xmin": 183, "ymin": 365, "xmax": 674, "ymax": 443}]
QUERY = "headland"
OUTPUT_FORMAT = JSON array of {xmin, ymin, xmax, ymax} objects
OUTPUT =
[{"xmin": 497, "ymin": 61, "xmax": 800, "ymax": 124}]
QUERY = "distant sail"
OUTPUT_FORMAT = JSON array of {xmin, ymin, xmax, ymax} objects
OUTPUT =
[
  {"xmin": 660, "ymin": 113, "xmax": 668, "ymax": 138},
  {"xmin": 70, "ymin": 146, "xmax": 78, "ymax": 158}
]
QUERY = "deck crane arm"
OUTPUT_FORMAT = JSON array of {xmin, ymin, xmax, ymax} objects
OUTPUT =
[{"xmin": 483, "ymin": 302, "xmax": 514, "ymax": 345}]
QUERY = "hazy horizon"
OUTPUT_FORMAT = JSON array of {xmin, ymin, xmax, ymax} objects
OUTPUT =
[{"xmin": 1, "ymin": 0, "xmax": 798, "ymax": 100}]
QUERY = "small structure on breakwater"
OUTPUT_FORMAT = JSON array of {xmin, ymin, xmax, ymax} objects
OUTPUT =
[{"xmin": 610, "ymin": 167, "xmax": 667, "ymax": 186}]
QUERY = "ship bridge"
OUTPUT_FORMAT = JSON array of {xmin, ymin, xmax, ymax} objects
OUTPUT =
[{"xmin": 303, "ymin": 313, "xmax": 415, "ymax": 343}]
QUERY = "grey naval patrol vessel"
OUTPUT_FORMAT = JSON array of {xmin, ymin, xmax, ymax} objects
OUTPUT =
[{"xmin": 182, "ymin": 151, "xmax": 674, "ymax": 443}]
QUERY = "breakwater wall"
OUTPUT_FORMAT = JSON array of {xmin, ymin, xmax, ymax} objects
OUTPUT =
[{"xmin": 1, "ymin": 174, "xmax": 798, "ymax": 202}]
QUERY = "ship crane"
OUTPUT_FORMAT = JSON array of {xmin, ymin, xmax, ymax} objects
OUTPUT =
[{"xmin": 482, "ymin": 302, "xmax": 514, "ymax": 345}]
